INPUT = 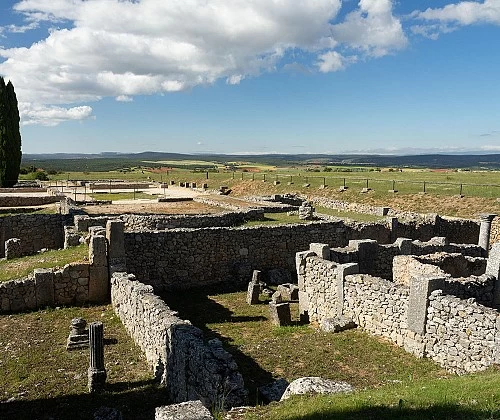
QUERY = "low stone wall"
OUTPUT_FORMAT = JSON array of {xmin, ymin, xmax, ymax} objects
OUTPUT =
[
  {"xmin": 0, "ymin": 195, "xmax": 61, "ymax": 207},
  {"xmin": 73, "ymin": 209, "xmax": 265, "ymax": 233},
  {"xmin": 312, "ymin": 197, "xmax": 480, "ymax": 244},
  {"xmin": 297, "ymin": 250, "xmax": 500, "ymax": 373},
  {"xmin": 0, "ymin": 233, "xmax": 108, "ymax": 313},
  {"xmin": 123, "ymin": 221, "xmax": 348, "ymax": 291},
  {"xmin": 111, "ymin": 273, "xmax": 247, "ymax": 408},
  {"xmin": 393, "ymin": 254, "xmax": 487, "ymax": 286},
  {"xmin": 0, "ymin": 214, "xmax": 69, "ymax": 258},
  {"xmin": 330, "ymin": 238, "xmax": 484, "ymax": 281}
]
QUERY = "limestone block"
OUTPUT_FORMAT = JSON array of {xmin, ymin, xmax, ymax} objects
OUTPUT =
[
  {"xmin": 246, "ymin": 282, "xmax": 260, "ymax": 305},
  {"xmin": 106, "ymin": 221, "xmax": 126, "ymax": 262},
  {"xmin": 309, "ymin": 243, "xmax": 330, "ymax": 260},
  {"xmin": 155, "ymin": 401, "xmax": 213, "ymax": 420},
  {"xmin": 89, "ymin": 266, "xmax": 109, "ymax": 303},
  {"xmin": 90, "ymin": 234, "xmax": 108, "ymax": 267},
  {"xmin": 321, "ymin": 316, "xmax": 356, "ymax": 333},
  {"xmin": 5, "ymin": 238, "xmax": 22, "ymax": 260},
  {"xmin": 280, "ymin": 377, "xmax": 353, "ymax": 400},
  {"xmin": 269, "ymin": 302, "xmax": 291, "ymax": 326},
  {"xmin": 34, "ymin": 269, "xmax": 55, "ymax": 308},
  {"xmin": 408, "ymin": 276, "xmax": 445, "ymax": 335}
]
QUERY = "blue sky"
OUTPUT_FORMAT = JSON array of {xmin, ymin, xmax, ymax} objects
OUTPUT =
[{"xmin": 1, "ymin": 0, "xmax": 499, "ymax": 155}]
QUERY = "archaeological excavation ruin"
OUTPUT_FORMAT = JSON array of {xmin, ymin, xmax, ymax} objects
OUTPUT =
[{"xmin": 1, "ymin": 185, "xmax": 499, "ymax": 416}]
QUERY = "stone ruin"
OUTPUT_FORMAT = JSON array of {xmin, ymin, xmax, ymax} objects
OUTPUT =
[
  {"xmin": 296, "ymin": 235, "xmax": 500, "ymax": 374},
  {"xmin": 1, "ymin": 196, "xmax": 499, "ymax": 414}
]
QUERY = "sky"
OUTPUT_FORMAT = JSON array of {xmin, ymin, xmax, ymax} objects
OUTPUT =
[{"xmin": 0, "ymin": 0, "xmax": 500, "ymax": 155}]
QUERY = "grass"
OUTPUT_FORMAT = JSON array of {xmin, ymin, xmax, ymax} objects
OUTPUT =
[
  {"xmin": 0, "ymin": 305, "xmax": 167, "ymax": 419},
  {"xmin": 248, "ymin": 367, "xmax": 500, "ymax": 419},
  {"xmin": 162, "ymin": 291, "xmax": 500, "ymax": 419},
  {"xmin": 314, "ymin": 206, "xmax": 385, "ymax": 222},
  {"xmin": 162, "ymin": 291, "xmax": 450, "ymax": 405},
  {"xmin": 0, "ymin": 244, "xmax": 89, "ymax": 282},
  {"xmin": 243, "ymin": 213, "xmax": 310, "ymax": 226},
  {"xmin": 0, "ymin": 206, "xmax": 58, "ymax": 217}
]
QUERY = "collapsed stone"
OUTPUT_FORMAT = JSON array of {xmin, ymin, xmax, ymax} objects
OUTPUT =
[{"xmin": 280, "ymin": 377, "xmax": 353, "ymax": 400}]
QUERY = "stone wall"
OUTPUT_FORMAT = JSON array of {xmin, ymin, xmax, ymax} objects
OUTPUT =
[
  {"xmin": 74, "ymin": 209, "xmax": 265, "ymax": 232},
  {"xmin": 119, "ymin": 215, "xmax": 485, "ymax": 291},
  {"xmin": 0, "ymin": 233, "xmax": 109, "ymax": 313},
  {"xmin": 329, "ymin": 238, "xmax": 484, "ymax": 281},
  {"xmin": 123, "ymin": 221, "xmax": 348, "ymax": 291},
  {"xmin": 491, "ymin": 218, "xmax": 500, "ymax": 246},
  {"xmin": 0, "ymin": 195, "xmax": 61, "ymax": 207},
  {"xmin": 312, "ymin": 197, "xmax": 480, "ymax": 244},
  {"xmin": 0, "ymin": 214, "xmax": 69, "ymax": 258},
  {"xmin": 297, "ymin": 249, "xmax": 500, "ymax": 373},
  {"xmin": 111, "ymin": 273, "xmax": 247, "ymax": 408}
]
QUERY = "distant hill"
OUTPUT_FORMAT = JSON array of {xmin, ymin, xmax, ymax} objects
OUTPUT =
[{"xmin": 21, "ymin": 152, "xmax": 500, "ymax": 171}]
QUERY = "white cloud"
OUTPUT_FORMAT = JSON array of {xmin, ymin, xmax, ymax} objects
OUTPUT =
[
  {"xmin": 1, "ymin": 0, "xmax": 346, "ymax": 125},
  {"xmin": 330, "ymin": 0, "xmax": 407, "ymax": 57},
  {"xmin": 412, "ymin": 0, "xmax": 500, "ymax": 38},
  {"xmin": 115, "ymin": 95, "xmax": 133, "ymax": 102},
  {"xmin": 0, "ymin": 0, "xmax": 414, "ymax": 126},
  {"xmin": 416, "ymin": 0, "xmax": 500, "ymax": 26},
  {"xmin": 317, "ymin": 51, "xmax": 357, "ymax": 72},
  {"xmin": 19, "ymin": 103, "xmax": 94, "ymax": 126}
]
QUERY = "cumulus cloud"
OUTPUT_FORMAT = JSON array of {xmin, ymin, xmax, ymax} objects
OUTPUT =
[
  {"xmin": 330, "ymin": 0, "xmax": 407, "ymax": 57},
  {"xmin": 19, "ymin": 103, "xmax": 94, "ymax": 126},
  {"xmin": 317, "ymin": 51, "xmax": 357, "ymax": 72},
  {"xmin": 0, "ymin": 0, "xmax": 412, "ymax": 125},
  {"xmin": 412, "ymin": 0, "xmax": 500, "ymax": 38}
]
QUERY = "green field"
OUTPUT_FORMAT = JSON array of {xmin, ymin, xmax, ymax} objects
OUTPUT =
[{"xmin": 27, "ymin": 164, "xmax": 500, "ymax": 200}]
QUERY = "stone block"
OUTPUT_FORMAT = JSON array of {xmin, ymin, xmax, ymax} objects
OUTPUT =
[
  {"xmin": 90, "ymin": 234, "xmax": 108, "ymax": 267},
  {"xmin": 309, "ymin": 243, "xmax": 330, "ymax": 260},
  {"xmin": 106, "ymin": 221, "xmax": 126, "ymax": 270},
  {"xmin": 89, "ymin": 266, "xmax": 109, "ymax": 303},
  {"xmin": 321, "ymin": 316, "xmax": 356, "ymax": 333},
  {"xmin": 408, "ymin": 276, "xmax": 445, "ymax": 335},
  {"xmin": 74, "ymin": 215, "xmax": 89, "ymax": 232},
  {"xmin": 5, "ymin": 238, "xmax": 22, "ymax": 260},
  {"xmin": 246, "ymin": 282, "xmax": 260, "ymax": 305},
  {"xmin": 252, "ymin": 270, "xmax": 263, "ymax": 283},
  {"xmin": 155, "ymin": 401, "xmax": 213, "ymax": 420},
  {"xmin": 269, "ymin": 302, "xmax": 291, "ymax": 326},
  {"xmin": 277, "ymin": 283, "xmax": 299, "ymax": 301},
  {"xmin": 34, "ymin": 269, "xmax": 55, "ymax": 308}
]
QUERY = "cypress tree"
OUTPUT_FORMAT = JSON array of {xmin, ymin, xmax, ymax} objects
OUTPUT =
[{"xmin": 0, "ymin": 76, "xmax": 22, "ymax": 187}]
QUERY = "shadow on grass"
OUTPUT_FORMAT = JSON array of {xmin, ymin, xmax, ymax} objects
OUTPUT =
[
  {"xmin": 161, "ymin": 290, "xmax": 275, "ymax": 404},
  {"xmin": 279, "ymin": 403, "xmax": 498, "ymax": 420},
  {"xmin": 0, "ymin": 379, "xmax": 168, "ymax": 420}
]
